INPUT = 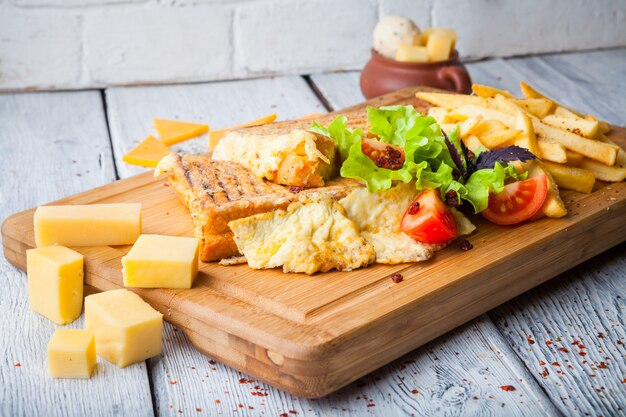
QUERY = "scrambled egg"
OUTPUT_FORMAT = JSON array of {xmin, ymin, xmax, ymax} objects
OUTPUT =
[
  {"xmin": 339, "ymin": 183, "xmax": 443, "ymax": 264},
  {"xmin": 228, "ymin": 194, "xmax": 375, "ymax": 275}
]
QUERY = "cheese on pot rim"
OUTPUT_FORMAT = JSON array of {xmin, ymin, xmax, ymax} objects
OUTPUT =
[
  {"xmin": 27, "ymin": 245, "xmax": 83, "ymax": 325},
  {"xmin": 47, "ymin": 329, "xmax": 96, "ymax": 379},
  {"xmin": 85, "ymin": 289, "xmax": 163, "ymax": 368},
  {"xmin": 34, "ymin": 203, "xmax": 141, "ymax": 247}
]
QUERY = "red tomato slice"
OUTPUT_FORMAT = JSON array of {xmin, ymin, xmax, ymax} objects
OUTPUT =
[
  {"xmin": 401, "ymin": 189, "xmax": 458, "ymax": 244},
  {"xmin": 482, "ymin": 175, "xmax": 548, "ymax": 225}
]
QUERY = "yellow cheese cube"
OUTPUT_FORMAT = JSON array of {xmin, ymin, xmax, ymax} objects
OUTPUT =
[
  {"xmin": 27, "ymin": 246, "xmax": 83, "ymax": 324},
  {"xmin": 395, "ymin": 44, "xmax": 429, "ymax": 63},
  {"xmin": 427, "ymin": 32, "xmax": 454, "ymax": 61},
  {"xmin": 85, "ymin": 289, "xmax": 163, "ymax": 368},
  {"xmin": 48, "ymin": 329, "xmax": 96, "ymax": 379},
  {"xmin": 34, "ymin": 203, "xmax": 142, "ymax": 247},
  {"xmin": 431, "ymin": 28, "xmax": 457, "ymax": 50},
  {"xmin": 123, "ymin": 135, "xmax": 171, "ymax": 168},
  {"xmin": 122, "ymin": 234, "xmax": 199, "ymax": 289}
]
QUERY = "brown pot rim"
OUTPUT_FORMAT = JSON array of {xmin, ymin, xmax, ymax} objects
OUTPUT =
[{"xmin": 370, "ymin": 48, "xmax": 460, "ymax": 68}]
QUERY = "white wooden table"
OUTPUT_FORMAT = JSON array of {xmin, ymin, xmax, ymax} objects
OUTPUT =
[{"xmin": 1, "ymin": 48, "xmax": 625, "ymax": 417}]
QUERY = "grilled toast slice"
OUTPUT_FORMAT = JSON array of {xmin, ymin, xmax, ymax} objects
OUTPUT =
[
  {"xmin": 156, "ymin": 153, "xmax": 362, "ymax": 261},
  {"xmin": 211, "ymin": 112, "xmax": 369, "ymax": 188}
]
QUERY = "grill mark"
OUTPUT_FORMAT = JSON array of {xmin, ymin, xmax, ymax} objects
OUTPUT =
[
  {"xmin": 211, "ymin": 164, "xmax": 231, "ymax": 205},
  {"xmin": 181, "ymin": 157, "xmax": 194, "ymax": 189}
]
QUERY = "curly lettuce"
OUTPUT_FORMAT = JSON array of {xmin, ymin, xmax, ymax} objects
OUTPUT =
[{"xmin": 310, "ymin": 105, "xmax": 528, "ymax": 213}]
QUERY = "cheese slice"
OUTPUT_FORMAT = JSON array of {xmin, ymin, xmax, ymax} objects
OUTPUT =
[
  {"xmin": 122, "ymin": 234, "xmax": 199, "ymax": 289},
  {"xmin": 34, "ymin": 203, "xmax": 141, "ymax": 247},
  {"xmin": 123, "ymin": 136, "xmax": 171, "ymax": 168},
  {"xmin": 27, "ymin": 245, "xmax": 83, "ymax": 324},
  {"xmin": 85, "ymin": 289, "xmax": 163, "ymax": 368},
  {"xmin": 48, "ymin": 329, "xmax": 96, "ymax": 379},
  {"xmin": 154, "ymin": 119, "xmax": 209, "ymax": 146},
  {"xmin": 209, "ymin": 113, "xmax": 277, "ymax": 149}
]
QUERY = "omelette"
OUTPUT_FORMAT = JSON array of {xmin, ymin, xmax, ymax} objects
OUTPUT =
[{"xmin": 228, "ymin": 194, "xmax": 376, "ymax": 274}]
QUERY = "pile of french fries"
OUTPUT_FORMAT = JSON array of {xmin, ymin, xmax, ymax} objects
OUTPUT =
[{"xmin": 417, "ymin": 83, "xmax": 626, "ymax": 218}]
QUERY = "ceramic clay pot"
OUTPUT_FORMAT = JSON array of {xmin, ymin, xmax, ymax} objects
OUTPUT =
[{"xmin": 360, "ymin": 49, "xmax": 472, "ymax": 99}]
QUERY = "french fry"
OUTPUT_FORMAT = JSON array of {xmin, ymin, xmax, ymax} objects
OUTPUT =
[
  {"xmin": 533, "ymin": 121, "xmax": 618, "ymax": 166},
  {"xmin": 416, "ymin": 92, "xmax": 484, "ymax": 110},
  {"xmin": 542, "ymin": 114, "xmax": 599, "ymax": 138},
  {"xmin": 427, "ymin": 107, "xmax": 450, "ymax": 125},
  {"xmin": 298, "ymin": 112, "xmax": 325, "ymax": 120},
  {"xmin": 564, "ymin": 150, "xmax": 585, "ymax": 166},
  {"xmin": 510, "ymin": 98, "xmax": 553, "ymax": 118},
  {"xmin": 471, "ymin": 119, "xmax": 520, "ymax": 148},
  {"xmin": 449, "ymin": 105, "xmax": 515, "ymax": 128},
  {"xmin": 458, "ymin": 116, "xmax": 482, "ymax": 138},
  {"xmin": 463, "ymin": 135, "xmax": 485, "ymax": 154},
  {"xmin": 542, "ymin": 161, "xmax": 595, "ymax": 193},
  {"xmin": 585, "ymin": 115, "xmax": 611, "ymax": 134},
  {"xmin": 554, "ymin": 106, "xmax": 579, "ymax": 119},
  {"xmin": 526, "ymin": 160, "xmax": 567, "ymax": 218},
  {"xmin": 515, "ymin": 111, "xmax": 541, "ymax": 157},
  {"xmin": 537, "ymin": 141, "xmax": 568, "ymax": 163},
  {"xmin": 471, "ymin": 84, "xmax": 515, "ymax": 98},
  {"xmin": 597, "ymin": 135, "xmax": 626, "ymax": 167},
  {"xmin": 209, "ymin": 113, "xmax": 277, "ymax": 149},
  {"xmin": 579, "ymin": 158, "xmax": 626, "ymax": 182}
]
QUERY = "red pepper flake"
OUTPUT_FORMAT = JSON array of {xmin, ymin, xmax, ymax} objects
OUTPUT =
[
  {"xmin": 163, "ymin": 183, "xmax": 170, "ymax": 187},
  {"xmin": 541, "ymin": 368, "xmax": 549, "ymax": 378},
  {"xmin": 367, "ymin": 404, "xmax": 376, "ymax": 407},
  {"xmin": 621, "ymin": 379, "xmax": 626, "ymax": 384},
  {"xmin": 215, "ymin": 400, "xmax": 221, "ymax": 404},
  {"xmin": 288, "ymin": 186, "xmax": 304, "ymax": 194},
  {"xmin": 597, "ymin": 333, "xmax": 604, "ymax": 338},
  {"xmin": 14, "ymin": 363, "xmax": 21, "ymax": 367},
  {"xmin": 196, "ymin": 408, "xmax": 202, "ymax": 412},
  {"xmin": 545, "ymin": 340, "xmax": 552, "ymax": 346},
  {"xmin": 552, "ymin": 362, "xmax": 561, "ymax": 367},
  {"xmin": 411, "ymin": 389, "xmax": 419, "ymax": 394},
  {"xmin": 238, "ymin": 404, "xmax": 243, "ymax": 408},
  {"xmin": 238, "ymin": 378, "xmax": 254, "ymax": 384},
  {"xmin": 289, "ymin": 411, "xmax": 298, "ymax": 415},
  {"xmin": 390, "ymin": 273, "xmax": 403, "ymax": 283},
  {"xmin": 170, "ymin": 381, "xmax": 178, "ymax": 385},
  {"xmin": 209, "ymin": 360, "xmax": 216, "ymax": 365},
  {"xmin": 249, "ymin": 406, "xmax": 254, "ymax": 410},
  {"xmin": 500, "ymin": 385, "xmax": 516, "ymax": 392},
  {"xmin": 539, "ymin": 360, "xmax": 546, "ymax": 366},
  {"xmin": 598, "ymin": 362, "xmax": 608, "ymax": 369},
  {"xmin": 407, "ymin": 201, "xmax": 420, "ymax": 215},
  {"xmin": 579, "ymin": 351, "xmax": 587, "ymax": 356},
  {"xmin": 527, "ymin": 336, "xmax": 536, "ymax": 345},
  {"xmin": 280, "ymin": 414, "xmax": 288, "ymax": 417},
  {"xmin": 558, "ymin": 347, "xmax": 569, "ymax": 353}
]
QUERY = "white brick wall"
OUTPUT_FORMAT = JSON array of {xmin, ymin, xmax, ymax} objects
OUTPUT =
[{"xmin": 1, "ymin": 0, "xmax": 625, "ymax": 90}]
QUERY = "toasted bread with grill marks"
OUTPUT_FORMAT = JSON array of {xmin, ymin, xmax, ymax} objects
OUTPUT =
[{"xmin": 156, "ymin": 153, "xmax": 362, "ymax": 261}]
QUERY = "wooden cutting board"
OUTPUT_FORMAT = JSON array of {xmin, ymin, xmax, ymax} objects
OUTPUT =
[{"xmin": 3, "ymin": 87, "xmax": 626, "ymax": 398}]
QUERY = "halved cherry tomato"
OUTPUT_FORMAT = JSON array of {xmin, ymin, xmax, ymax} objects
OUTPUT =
[
  {"xmin": 401, "ymin": 189, "xmax": 458, "ymax": 244},
  {"xmin": 361, "ymin": 138, "xmax": 405, "ymax": 170},
  {"xmin": 481, "ymin": 175, "xmax": 548, "ymax": 225}
]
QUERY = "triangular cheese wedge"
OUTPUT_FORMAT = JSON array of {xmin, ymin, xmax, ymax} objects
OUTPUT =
[
  {"xmin": 154, "ymin": 119, "xmax": 209, "ymax": 146},
  {"xmin": 123, "ymin": 136, "xmax": 171, "ymax": 168},
  {"xmin": 209, "ymin": 114, "xmax": 277, "ymax": 150}
]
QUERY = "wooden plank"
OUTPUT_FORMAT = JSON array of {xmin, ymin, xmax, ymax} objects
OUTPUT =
[
  {"xmin": 3, "ymin": 86, "xmax": 625, "ymax": 399},
  {"xmin": 105, "ymin": 77, "xmax": 328, "ymax": 414},
  {"xmin": 309, "ymin": 71, "xmax": 563, "ymax": 413},
  {"xmin": 105, "ymin": 76, "xmax": 327, "ymax": 179},
  {"xmin": 0, "ymin": 91, "xmax": 153, "ymax": 417},
  {"xmin": 464, "ymin": 51, "xmax": 626, "ymax": 416}
]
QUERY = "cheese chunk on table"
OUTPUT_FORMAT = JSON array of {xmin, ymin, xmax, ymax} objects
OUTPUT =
[
  {"xmin": 34, "ymin": 203, "xmax": 141, "ymax": 247},
  {"xmin": 122, "ymin": 234, "xmax": 199, "ymax": 289},
  {"xmin": 27, "ymin": 246, "xmax": 83, "ymax": 324},
  {"xmin": 85, "ymin": 289, "xmax": 163, "ymax": 368},
  {"xmin": 48, "ymin": 329, "xmax": 96, "ymax": 379}
]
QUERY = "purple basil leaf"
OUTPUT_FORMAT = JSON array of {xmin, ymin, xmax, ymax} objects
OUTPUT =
[
  {"xmin": 473, "ymin": 146, "xmax": 537, "ymax": 171},
  {"xmin": 442, "ymin": 130, "xmax": 467, "ymax": 179}
]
